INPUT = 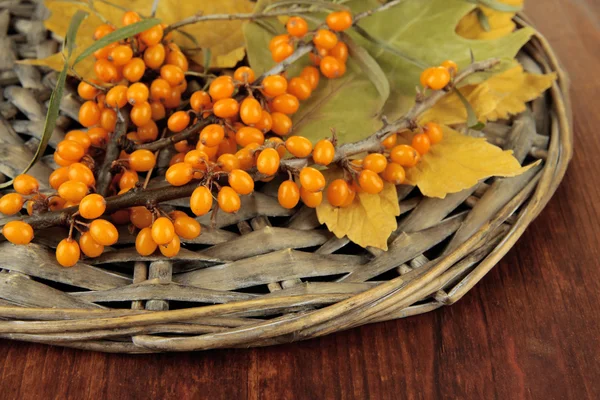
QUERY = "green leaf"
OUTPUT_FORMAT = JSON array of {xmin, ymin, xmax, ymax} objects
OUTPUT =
[
  {"xmin": 72, "ymin": 18, "xmax": 161, "ymax": 66},
  {"xmin": 476, "ymin": 8, "xmax": 491, "ymax": 32},
  {"xmin": 454, "ymin": 88, "xmax": 483, "ymax": 129},
  {"xmin": 64, "ymin": 10, "xmax": 89, "ymax": 57}
]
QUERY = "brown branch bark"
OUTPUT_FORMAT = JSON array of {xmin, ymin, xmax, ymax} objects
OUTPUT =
[{"xmin": 95, "ymin": 111, "xmax": 128, "ymax": 197}]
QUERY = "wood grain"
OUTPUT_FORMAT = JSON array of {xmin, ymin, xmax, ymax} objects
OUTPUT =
[{"xmin": 1, "ymin": 0, "xmax": 599, "ymax": 398}]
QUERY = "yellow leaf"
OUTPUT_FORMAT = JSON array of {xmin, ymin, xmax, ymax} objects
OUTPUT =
[
  {"xmin": 22, "ymin": 0, "xmax": 254, "ymax": 78},
  {"xmin": 404, "ymin": 126, "xmax": 538, "ymax": 199},
  {"xmin": 456, "ymin": 0, "xmax": 523, "ymax": 40},
  {"xmin": 316, "ymin": 171, "xmax": 400, "ymax": 251},
  {"xmin": 419, "ymin": 65, "xmax": 556, "ymax": 125}
]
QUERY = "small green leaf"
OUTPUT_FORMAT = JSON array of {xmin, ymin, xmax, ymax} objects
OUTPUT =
[
  {"xmin": 64, "ymin": 10, "xmax": 89, "ymax": 57},
  {"xmin": 476, "ymin": 8, "xmax": 491, "ymax": 32},
  {"xmin": 454, "ymin": 88, "xmax": 484, "ymax": 129},
  {"xmin": 72, "ymin": 18, "xmax": 161, "ymax": 67},
  {"xmin": 203, "ymin": 48, "xmax": 212, "ymax": 71}
]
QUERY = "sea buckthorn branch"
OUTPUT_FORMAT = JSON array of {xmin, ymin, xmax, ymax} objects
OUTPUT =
[
  {"xmin": 256, "ymin": 44, "xmax": 314, "ymax": 82},
  {"xmin": 95, "ymin": 110, "xmax": 129, "ymax": 197},
  {"xmin": 352, "ymin": 0, "xmax": 405, "ymax": 24},
  {"xmin": 132, "ymin": 116, "xmax": 216, "ymax": 152}
]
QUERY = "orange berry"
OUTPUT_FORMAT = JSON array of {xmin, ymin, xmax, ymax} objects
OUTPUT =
[
  {"xmin": 196, "ymin": 142, "xmax": 219, "ymax": 160},
  {"xmin": 330, "ymin": 41, "xmax": 349, "ymax": 63},
  {"xmin": 99, "ymin": 108, "xmax": 118, "ymax": 132},
  {"xmin": 13, "ymin": 174, "xmax": 39, "ymax": 195},
  {"xmin": 271, "ymin": 42, "xmax": 294, "ymax": 62},
  {"xmin": 53, "ymin": 152, "xmax": 75, "ymax": 167},
  {"xmin": 164, "ymin": 86, "xmax": 182, "ymax": 109},
  {"xmin": 240, "ymin": 97, "xmax": 263, "ymax": 125},
  {"xmin": 57, "ymin": 140, "xmax": 85, "ymax": 162},
  {"xmin": 320, "ymin": 56, "xmax": 343, "ymax": 79},
  {"xmin": 56, "ymin": 238, "xmax": 80, "ymax": 267},
  {"xmin": 278, "ymin": 180, "xmax": 300, "ymax": 209},
  {"xmin": 94, "ymin": 59, "xmax": 119, "ymax": 82},
  {"xmin": 130, "ymin": 102, "xmax": 152, "ymax": 126},
  {"xmin": 441, "ymin": 59, "xmax": 458, "ymax": 74},
  {"xmin": 272, "ymin": 93, "xmax": 300, "ymax": 115},
  {"xmin": 382, "ymin": 133, "xmax": 397, "ymax": 149},
  {"xmin": 68, "ymin": 162, "xmax": 95, "ymax": 187},
  {"xmin": 190, "ymin": 90, "xmax": 211, "ymax": 112},
  {"xmin": 309, "ymin": 46, "xmax": 329, "ymax": 66},
  {"xmin": 235, "ymin": 126, "xmax": 264, "ymax": 147},
  {"xmin": 151, "ymin": 217, "xmax": 175, "ymax": 245},
  {"xmin": 93, "ymin": 42, "xmax": 117, "ymax": 60},
  {"xmin": 166, "ymin": 162, "xmax": 194, "ymax": 186},
  {"xmin": 119, "ymin": 169, "xmax": 139, "ymax": 190},
  {"xmin": 184, "ymin": 149, "xmax": 209, "ymax": 170},
  {"xmin": 160, "ymin": 64, "xmax": 185, "ymax": 87},
  {"xmin": 93, "ymin": 24, "xmax": 114, "ymax": 40},
  {"xmin": 358, "ymin": 170, "xmax": 384, "ymax": 194},
  {"xmin": 0, "ymin": 193, "xmax": 24, "ymax": 215},
  {"xmin": 136, "ymin": 227, "xmax": 157, "ymax": 256},
  {"xmin": 213, "ymin": 98, "xmax": 240, "ymax": 119},
  {"xmin": 285, "ymin": 136, "xmax": 313, "ymax": 158},
  {"xmin": 300, "ymin": 186, "xmax": 323, "ymax": 208},
  {"xmin": 326, "ymin": 10, "xmax": 353, "ymax": 31},
  {"xmin": 150, "ymin": 101, "xmax": 166, "ymax": 120},
  {"xmin": 49, "ymin": 167, "xmax": 70, "ymax": 190},
  {"xmin": 150, "ymin": 78, "xmax": 171, "ymax": 102},
  {"xmin": 137, "ymin": 120, "xmax": 159, "ymax": 142},
  {"xmin": 86, "ymin": 127, "xmax": 108, "ymax": 146},
  {"xmin": 190, "ymin": 186, "xmax": 213, "ymax": 216},
  {"xmin": 209, "ymin": 76, "xmax": 235, "ymax": 101},
  {"xmin": 235, "ymin": 148, "xmax": 255, "ymax": 171},
  {"xmin": 125, "ymin": 82, "xmax": 148, "ymax": 105},
  {"xmin": 173, "ymin": 215, "xmax": 201, "ymax": 240},
  {"xmin": 200, "ymin": 124, "xmax": 225, "ymax": 147},
  {"xmin": 105, "ymin": 85, "xmax": 128, "ymax": 108},
  {"xmin": 168, "ymin": 111, "xmax": 191, "ymax": 132},
  {"xmin": 327, "ymin": 179, "xmax": 350, "ymax": 207},
  {"xmin": 79, "ymin": 231, "xmax": 104, "ymax": 258},
  {"xmin": 233, "ymin": 66, "xmax": 256, "ymax": 83},
  {"xmin": 341, "ymin": 184, "xmax": 356, "ymax": 207},
  {"xmin": 228, "ymin": 169, "xmax": 254, "ymax": 195},
  {"xmin": 412, "ymin": 133, "xmax": 431, "ymax": 155},
  {"xmin": 421, "ymin": 66, "xmax": 450, "ymax": 90},
  {"xmin": 287, "ymin": 77, "xmax": 312, "ymax": 101},
  {"xmin": 300, "ymin": 167, "xmax": 326, "ymax": 192},
  {"xmin": 111, "ymin": 209, "xmax": 130, "ymax": 225},
  {"xmin": 78, "ymin": 101, "xmax": 101, "ymax": 127},
  {"xmin": 58, "ymin": 181, "xmax": 88, "ymax": 202},
  {"xmin": 218, "ymin": 186, "xmax": 241, "ymax": 213},
  {"xmin": 286, "ymin": 16, "xmax": 308, "ymax": 37},
  {"xmin": 129, "ymin": 206, "xmax": 152, "ymax": 229},
  {"xmin": 363, "ymin": 153, "xmax": 388, "ymax": 173},
  {"xmin": 65, "ymin": 130, "xmax": 91, "ymax": 150},
  {"xmin": 271, "ymin": 112, "xmax": 293, "ymax": 136},
  {"xmin": 300, "ymin": 66, "xmax": 320, "ymax": 90},
  {"xmin": 424, "ymin": 122, "xmax": 443, "ymax": 144},
  {"xmin": 217, "ymin": 153, "xmax": 240, "ymax": 172},
  {"xmin": 382, "ymin": 163, "xmax": 406, "ymax": 185},
  {"xmin": 109, "ymin": 44, "xmax": 133, "ymax": 66},
  {"xmin": 269, "ymin": 34, "xmax": 290, "ymax": 52},
  {"xmin": 254, "ymin": 110, "xmax": 273, "ymax": 133},
  {"xmin": 139, "ymin": 24, "xmax": 164, "ymax": 46},
  {"xmin": 122, "ymin": 11, "xmax": 141, "ymax": 26},
  {"xmin": 312, "ymin": 139, "xmax": 335, "ymax": 165},
  {"xmin": 262, "ymin": 75, "xmax": 287, "ymax": 97},
  {"xmin": 256, "ymin": 148, "xmax": 280, "ymax": 176},
  {"xmin": 129, "ymin": 149, "xmax": 156, "ymax": 171},
  {"xmin": 159, "ymin": 234, "xmax": 180, "ymax": 257},
  {"xmin": 166, "ymin": 50, "xmax": 189, "ymax": 72},
  {"xmin": 313, "ymin": 29, "xmax": 338, "ymax": 50},
  {"xmin": 2, "ymin": 220, "xmax": 33, "ymax": 244},
  {"xmin": 77, "ymin": 81, "xmax": 99, "ymax": 100},
  {"xmin": 390, "ymin": 144, "xmax": 420, "ymax": 167},
  {"xmin": 144, "ymin": 43, "xmax": 166, "ymax": 69},
  {"xmin": 78, "ymin": 193, "xmax": 106, "ymax": 219}
]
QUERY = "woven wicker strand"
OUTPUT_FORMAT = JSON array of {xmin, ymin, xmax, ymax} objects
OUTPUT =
[{"xmin": 0, "ymin": 9, "xmax": 572, "ymax": 353}]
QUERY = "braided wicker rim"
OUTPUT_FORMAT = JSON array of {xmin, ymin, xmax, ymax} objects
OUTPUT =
[{"xmin": 0, "ymin": 13, "xmax": 572, "ymax": 353}]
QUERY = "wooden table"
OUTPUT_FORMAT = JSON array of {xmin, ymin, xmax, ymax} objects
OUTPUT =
[{"xmin": 2, "ymin": 1, "xmax": 599, "ymax": 398}]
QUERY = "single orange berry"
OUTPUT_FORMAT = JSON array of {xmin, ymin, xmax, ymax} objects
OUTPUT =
[
  {"xmin": 390, "ymin": 144, "xmax": 420, "ymax": 167},
  {"xmin": 382, "ymin": 133, "xmax": 397, "ymax": 149},
  {"xmin": 235, "ymin": 148, "xmax": 255, "ymax": 171},
  {"xmin": 49, "ymin": 167, "xmax": 70, "ymax": 190},
  {"xmin": 200, "ymin": 124, "xmax": 225, "ymax": 147},
  {"xmin": 93, "ymin": 24, "xmax": 114, "ymax": 40},
  {"xmin": 218, "ymin": 186, "xmax": 241, "ymax": 213},
  {"xmin": 68, "ymin": 163, "xmax": 95, "ymax": 187},
  {"xmin": 130, "ymin": 102, "xmax": 152, "ymax": 127},
  {"xmin": 166, "ymin": 50, "xmax": 189, "ymax": 72},
  {"xmin": 166, "ymin": 162, "xmax": 194, "ymax": 186},
  {"xmin": 93, "ymin": 42, "xmax": 117, "ymax": 60},
  {"xmin": 312, "ymin": 140, "xmax": 335, "ymax": 165},
  {"xmin": 235, "ymin": 126, "xmax": 264, "ymax": 147},
  {"xmin": 313, "ymin": 29, "xmax": 338, "ymax": 50},
  {"xmin": 327, "ymin": 179, "xmax": 350, "ymax": 207},
  {"xmin": 160, "ymin": 64, "xmax": 185, "ymax": 87},
  {"xmin": 122, "ymin": 11, "xmax": 141, "ymax": 26},
  {"xmin": 190, "ymin": 90, "xmax": 211, "ymax": 112},
  {"xmin": 272, "ymin": 93, "xmax": 300, "ymax": 115},
  {"xmin": 233, "ymin": 66, "xmax": 256, "ymax": 84},
  {"xmin": 300, "ymin": 186, "xmax": 323, "ymax": 208},
  {"xmin": 262, "ymin": 75, "xmax": 288, "ymax": 97},
  {"xmin": 269, "ymin": 34, "xmax": 290, "ymax": 52},
  {"xmin": 286, "ymin": 16, "xmax": 308, "ymax": 37},
  {"xmin": 190, "ymin": 186, "xmax": 213, "ymax": 216},
  {"xmin": 143, "ymin": 44, "xmax": 166, "ymax": 69},
  {"xmin": 411, "ymin": 133, "xmax": 431, "ymax": 155},
  {"xmin": 137, "ymin": 120, "xmax": 159, "ymax": 142},
  {"xmin": 382, "ymin": 163, "xmax": 406, "ymax": 185},
  {"xmin": 299, "ymin": 167, "xmax": 326, "ymax": 192},
  {"xmin": 287, "ymin": 77, "xmax": 312, "ymax": 101},
  {"xmin": 136, "ymin": 227, "xmax": 157, "ymax": 256},
  {"xmin": 285, "ymin": 136, "xmax": 313, "ymax": 158},
  {"xmin": 358, "ymin": 170, "xmax": 384, "ymax": 194},
  {"xmin": 151, "ymin": 217, "xmax": 175, "ymax": 245},
  {"xmin": 78, "ymin": 101, "xmax": 101, "ymax": 127},
  {"xmin": 105, "ymin": 85, "xmax": 128, "ymax": 108},
  {"xmin": 184, "ymin": 149, "xmax": 209, "ymax": 170},
  {"xmin": 89, "ymin": 219, "xmax": 118, "ymax": 246},
  {"xmin": 213, "ymin": 98, "xmax": 240, "ymax": 119},
  {"xmin": 94, "ymin": 59, "xmax": 119, "ymax": 82},
  {"xmin": 254, "ymin": 110, "xmax": 273, "ymax": 133},
  {"xmin": 271, "ymin": 42, "xmax": 294, "ymax": 62},
  {"xmin": 441, "ymin": 60, "xmax": 458, "ymax": 74},
  {"xmin": 270, "ymin": 112, "xmax": 293, "ymax": 136},
  {"xmin": 109, "ymin": 44, "xmax": 133, "ymax": 66},
  {"xmin": 209, "ymin": 76, "xmax": 235, "ymax": 101},
  {"xmin": 53, "ymin": 152, "xmax": 75, "ymax": 167},
  {"xmin": 126, "ymin": 82, "xmax": 149, "ymax": 105},
  {"xmin": 56, "ymin": 238, "xmax": 80, "ymax": 267},
  {"xmin": 424, "ymin": 122, "xmax": 443, "ymax": 144},
  {"xmin": 56, "ymin": 140, "xmax": 85, "ymax": 162},
  {"xmin": 0, "ymin": 193, "xmax": 24, "ymax": 215},
  {"xmin": 159, "ymin": 234, "xmax": 180, "ymax": 257},
  {"xmin": 168, "ymin": 111, "xmax": 191, "ymax": 133},
  {"xmin": 330, "ymin": 41, "xmax": 349, "ymax": 63},
  {"xmin": 78, "ymin": 194, "xmax": 106, "ymax": 219},
  {"xmin": 256, "ymin": 148, "xmax": 280, "ymax": 176},
  {"xmin": 129, "ymin": 206, "xmax": 153, "ymax": 229},
  {"xmin": 421, "ymin": 66, "xmax": 450, "ymax": 90},
  {"xmin": 217, "ymin": 153, "xmax": 240, "ymax": 172},
  {"xmin": 326, "ymin": 10, "xmax": 353, "ymax": 31},
  {"xmin": 173, "ymin": 215, "xmax": 201, "ymax": 240},
  {"xmin": 13, "ymin": 174, "xmax": 39, "ymax": 195},
  {"xmin": 2, "ymin": 220, "xmax": 33, "ymax": 244},
  {"xmin": 164, "ymin": 86, "xmax": 182, "ymax": 109},
  {"xmin": 363, "ymin": 153, "xmax": 388, "ymax": 173},
  {"xmin": 77, "ymin": 81, "xmax": 99, "ymax": 100},
  {"xmin": 228, "ymin": 169, "xmax": 254, "ymax": 195},
  {"xmin": 278, "ymin": 180, "xmax": 300, "ymax": 209},
  {"xmin": 150, "ymin": 101, "xmax": 166, "ymax": 121},
  {"xmin": 139, "ymin": 24, "xmax": 164, "ymax": 46},
  {"xmin": 129, "ymin": 149, "xmax": 156, "ymax": 172},
  {"xmin": 320, "ymin": 56, "xmax": 343, "ymax": 79},
  {"xmin": 240, "ymin": 97, "xmax": 263, "ymax": 125},
  {"xmin": 79, "ymin": 231, "xmax": 104, "ymax": 258},
  {"xmin": 65, "ymin": 130, "xmax": 91, "ymax": 150},
  {"xmin": 58, "ymin": 181, "xmax": 88, "ymax": 202},
  {"xmin": 150, "ymin": 78, "xmax": 171, "ymax": 102},
  {"xmin": 300, "ymin": 66, "xmax": 320, "ymax": 90},
  {"xmin": 119, "ymin": 169, "xmax": 139, "ymax": 190}
]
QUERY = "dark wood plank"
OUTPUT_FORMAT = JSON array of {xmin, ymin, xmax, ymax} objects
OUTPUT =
[{"xmin": 1, "ymin": 0, "xmax": 600, "ymax": 399}]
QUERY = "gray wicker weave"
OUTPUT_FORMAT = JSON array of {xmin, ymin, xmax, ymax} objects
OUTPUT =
[{"xmin": 0, "ymin": 5, "xmax": 571, "ymax": 353}]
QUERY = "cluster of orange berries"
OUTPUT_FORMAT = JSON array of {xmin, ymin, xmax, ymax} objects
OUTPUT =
[
  {"xmin": 419, "ymin": 60, "xmax": 458, "ymax": 91},
  {"xmin": 269, "ymin": 11, "xmax": 352, "ymax": 79}
]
